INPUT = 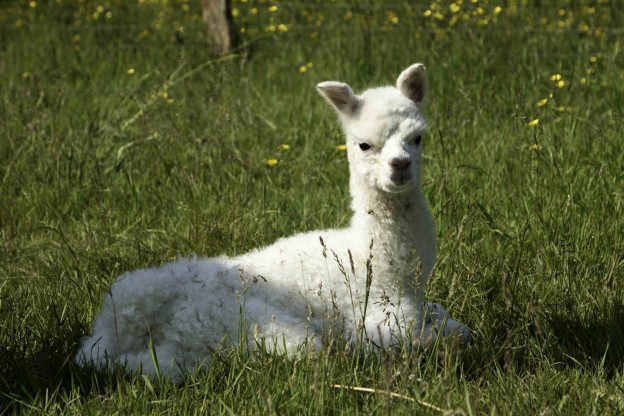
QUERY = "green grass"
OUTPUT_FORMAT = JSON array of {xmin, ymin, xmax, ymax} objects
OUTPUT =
[{"xmin": 1, "ymin": 0, "xmax": 623, "ymax": 414}]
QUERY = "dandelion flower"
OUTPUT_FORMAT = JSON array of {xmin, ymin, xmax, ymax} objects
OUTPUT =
[
  {"xmin": 299, "ymin": 65, "xmax": 307, "ymax": 73},
  {"xmin": 127, "ymin": 68, "xmax": 136, "ymax": 75},
  {"xmin": 266, "ymin": 159, "xmax": 279, "ymax": 167},
  {"xmin": 268, "ymin": 5, "xmax": 278, "ymax": 13},
  {"xmin": 556, "ymin": 80, "xmax": 565, "ymax": 88},
  {"xmin": 589, "ymin": 56, "xmax": 598, "ymax": 63},
  {"xmin": 493, "ymin": 6, "xmax": 502, "ymax": 14},
  {"xmin": 529, "ymin": 143, "xmax": 542, "ymax": 151},
  {"xmin": 336, "ymin": 144, "xmax": 347, "ymax": 151},
  {"xmin": 580, "ymin": 77, "xmax": 587, "ymax": 85},
  {"xmin": 536, "ymin": 98, "xmax": 548, "ymax": 107},
  {"xmin": 527, "ymin": 119, "xmax": 539, "ymax": 126},
  {"xmin": 265, "ymin": 25, "xmax": 276, "ymax": 32},
  {"xmin": 550, "ymin": 74, "xmax": 562, "ymax": 81},
  {"xmin": 423, "ymin": 10, "xmax": 432, "ymax": 17},
  {"xmin": 278, "ymin": 144, "xmax": 290, "ymax": 151},
  {"xmin": 277, "ymin": 24, "xmax": 288, "ymax": 32},
  {"xmin": 449, "ymin": 3, "xmax": 460, "ymax": 13},
  {"xmin": 232, "ymin": 8, "xmax": 239, "ymax": 17},
  {"xmin": 29, "ymin": 1, "xmax": 36, "ymax": 8}
]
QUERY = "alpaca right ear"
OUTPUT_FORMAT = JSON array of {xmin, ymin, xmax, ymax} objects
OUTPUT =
[
  {"xmin": 397, "ymin": 63, "xmax": 427, "ymax": 105},
  {"xmin": 316, "ymin": 82, "xmax": 360, "ymax": 116}
]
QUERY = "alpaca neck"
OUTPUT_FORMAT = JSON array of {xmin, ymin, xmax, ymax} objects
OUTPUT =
[{"xmin": 349, "ymin": 175, "xmax": 425, "ymax": 253}]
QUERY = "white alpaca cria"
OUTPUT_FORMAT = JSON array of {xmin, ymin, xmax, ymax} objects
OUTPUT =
[{"xmin": 76, "ymin": 64, "xmax": 471, "ymax": 380}]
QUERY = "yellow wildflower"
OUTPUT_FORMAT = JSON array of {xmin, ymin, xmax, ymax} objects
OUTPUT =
[
  {"xmin": 556, "ymin": 80, "xmax": 565, "ymax": 88},
  {"xmin": 550, "ymin": 74, "xmax": 562, "ymax": 81},
  {"xmin": 299, "ymin": 65, "xmax": 307, "ymax": 73},
  {"xmin": 449, "ymin": 3, "xmax": 460, "ymax": 13},
  {"xmin": 266, "ymin": 159, "xmax": 279, "ymax": 167},
  {"xmin": 22, "ymin": 71, "xmax": 32, "ymax": 79},
  {"xmin": 536, "ymin": 98, "xmax": 548, "ymax": 107},
  {"xmin": 278, "ymin": 144, "xmax": 290, "ymax": 151},
  {"xmin": 580, "ymin": 77, "xmax": 587, "ymax": 85},
  {"xmin": 29, "ymin": 1, "xmax": 37, "ymax": 8},
  {"xmin": 423, "ymin": 10, "xmax": 432, "ymax": 17},
  {"xmin": 527, "ymin": 119, "xmax": 539, "ymax": 126},
  {"xmin": 232, "ymin": 8, "xmax": 239, "ymax": 17},
  {"xmin": 268, "ymin": 5, "xmax": 278, "ymax": 13},
  {"xmin": 529, "ymin": 143, "xmax": 542, "ymax": 151},
  {"xmin": 126, "ymin": 68, "xmax": 136, "ymax": 75},
  {"xmin": 493, "ymin": 6, "xmax": 502, "ymax": 14},
  {"xmin": 277, "ymin": 24, "xmax": 288, "ymax": 32},
  {"xmin": 336, "ymin": 144, "xmax": 347, "ymax": 151}
]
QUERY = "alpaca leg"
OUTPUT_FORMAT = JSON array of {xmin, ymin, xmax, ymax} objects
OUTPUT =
[{"xmin": 417, "ymin": 303, "xmax": 471, "ymax": 346}]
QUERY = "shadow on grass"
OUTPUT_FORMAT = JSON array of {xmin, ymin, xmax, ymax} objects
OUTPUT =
[{"xmin": 548, "ymin": 299, "xmax": 624, "ymax": 377}]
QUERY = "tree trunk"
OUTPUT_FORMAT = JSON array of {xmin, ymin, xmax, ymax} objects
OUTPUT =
[{"xmin": 201, "ymin": 0, "xmax": 235, "ymax": 56}]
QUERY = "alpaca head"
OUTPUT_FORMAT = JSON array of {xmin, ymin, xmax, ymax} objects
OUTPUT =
[{"xmin": 317, "ymin": 64, "xmax": 428, "ymax": 196}]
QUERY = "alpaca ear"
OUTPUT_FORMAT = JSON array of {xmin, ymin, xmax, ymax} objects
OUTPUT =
[
  {"xmin": 397, "ymin": 64, "xmax": 427, "ymax": 105},
  {"xmin": 316, "ymin": 81, "xmax": 360, "ymax": 116}
]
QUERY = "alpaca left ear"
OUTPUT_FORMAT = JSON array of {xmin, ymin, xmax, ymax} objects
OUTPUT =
[{"xmin": 397, "ymin": 64, "xmax": 427, "ymax": 105}]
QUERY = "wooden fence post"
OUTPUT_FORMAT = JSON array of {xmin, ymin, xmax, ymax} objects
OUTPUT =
[{"xmin": 200, "ymin": 0, "xmax": 235, "ymax": 56}]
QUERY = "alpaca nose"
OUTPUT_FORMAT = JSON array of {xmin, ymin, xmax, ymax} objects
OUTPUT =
[{"xmin": 389, "ymin": 157, "xmax": 412, "ymax": 171}]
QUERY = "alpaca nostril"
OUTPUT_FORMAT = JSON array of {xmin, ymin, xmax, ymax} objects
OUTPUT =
[{"xmin": 389, "ymin": 158, "xmax": 412, "ymax": 171}]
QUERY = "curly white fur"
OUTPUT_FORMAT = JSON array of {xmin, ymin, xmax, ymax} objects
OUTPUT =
[{"xmin": 76, "ymin": 64, "xmax": 471, "ymax": 380}]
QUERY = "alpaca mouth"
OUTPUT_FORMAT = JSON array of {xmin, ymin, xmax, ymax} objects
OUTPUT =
[
  {"xmin": 389, "ymin": 171, "xmax": 413, "ymax": 185},
  {"xmin": 384, "ymin": 174, "xmax": 415, "ymax": 193}
]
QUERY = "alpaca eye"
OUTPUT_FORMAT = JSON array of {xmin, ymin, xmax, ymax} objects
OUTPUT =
[
  {"xmin": 359, "ymin": 143, "xmax": 371, "ymax": 151},
  {"xmin": 414, "ymin": 135, "xmax": 422, "ymax": 145}
]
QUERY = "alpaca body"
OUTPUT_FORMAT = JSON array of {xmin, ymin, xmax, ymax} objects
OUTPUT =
[{"xmin": 77, "ymin": 64, "xmax": 470, "ymax": 380}]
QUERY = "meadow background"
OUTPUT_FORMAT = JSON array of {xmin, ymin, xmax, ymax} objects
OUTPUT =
[{"xmin": 1, "ymin": 0, "xmax": 623, "ymax": 413}]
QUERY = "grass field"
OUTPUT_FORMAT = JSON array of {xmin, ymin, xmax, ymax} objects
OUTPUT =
[{"xmin": 1, "ymin": 0, "xmax": 623, "ymax": 414}]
